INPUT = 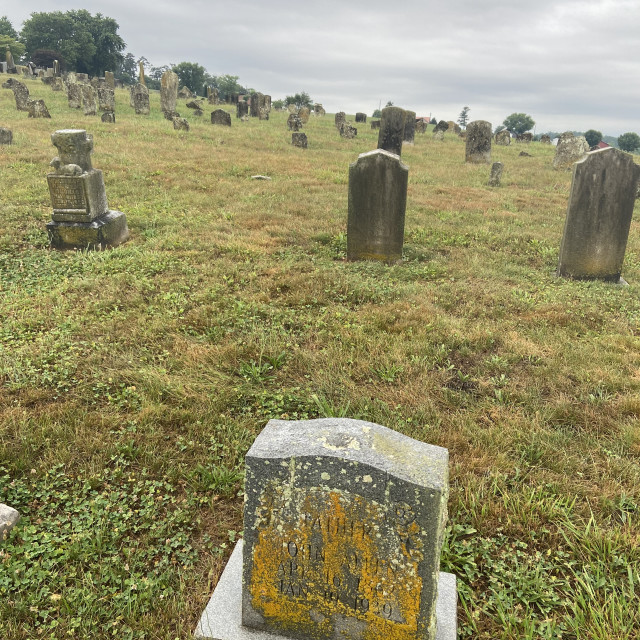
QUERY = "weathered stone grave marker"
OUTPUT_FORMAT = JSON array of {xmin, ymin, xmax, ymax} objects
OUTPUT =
[
  {"xmin": 355, "ymin": 112, "xmax": 367, "ymax": 123},
  {"xmin": 298, "ymin": 107, "xmax": 311, "ymax": 124},
  {"xmin": 82, "ymin": 84, "xmax": 97, "ymax": 115},
  {"xmin": 488, "ymin": 162, "xmax": 503, "ymax": 187},
  {"xmin": 237, "ymin": 102, "xmax": 249, "ymax": 119},
  {"xmin": 403, "ymin": 111, "xmax": 417, "ymax": 145},
  {"xmin": 161, "ymin": 70, "xmax": 179, "ymax": 117},
  {"xmin": 211, "ymin": 109, "xmax": 232, "ymax": 126},
  {"xmin": 335, "ymin": 112, "xmax": 346, "ymax": 129},
  {"xmin": 495, "ymin": 129, "xmax": 510, "ymax": 146},
  {"xmin": 291, "ymin": 132, "xmax": 308, "ymax": 148},
  {"xmin": 0, "ymin": 503, "xmax": 20, "ymax": 542},
  {"xmin": 2, "ymin": 78, "xmax": 30, "ymax": 111},
  {"xmin": 195, "ymin": 418, "xmax": 456, "ymax": 640},
  {"xmin": 340, "ymin": 122, "xmax": 358, "ymax": 139},
  {"xmin": 130, "ymin": 83, "xmax": 150, "ymax": 115},
  {"xmin": 432, "ymin": 121, "xmax": 449, "ymax": 141},
  {"xmin": 553, "ymin": 133, "xmax": 589, "ymax": 170},
  {"xmin": 46, "ymin": 129, "xmax": 129, "ymax": 250},
  {"xmin": 67, "ymin": 82, "xmax": 82, "ymax": 109},
  {"xmin": 348, "ymin": 149, "xmax": 408, "ymax": 262},
  {"xmin": 288, "ymin": 113, "xmax": 303, "ymax": 131},
  {"xmin": 377, "ymin": 107, "xmax": 406, "ymax": 156},
  {"xmin": 465, "ymin": 120, "xmax": 492, "ymax": 163},
  {"xmin": 27, "ymin": 99, "xmax": 51, "ymax": 118},
  {"xmin": 557, "ymin": 147, "xmax": 640, "ymax": 283},
  {"xmin": 0, "ymin": 127, "xmax": 12, "ymax": 145}
]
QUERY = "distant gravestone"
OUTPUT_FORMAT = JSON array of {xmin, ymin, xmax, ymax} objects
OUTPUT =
[
  {"xmin": 81, "ymin": 84, "xmax": 97, "ymax": 115},
  {"xmin": 553, "ymin": 133, "xmax": 589, "ymax": 170},
  {"xmin": 101, "ymin": 112, "xmax": 116, "ymax": 123},
  {"xmin": 446, "ymin": 121, "xmax": 461, "ymax": 135},
  {"xmin": 287, "ymin": 113, "xmax": 303, "ymax": 131},
  {"xmin": 259, "ymin": 94, "xmax": 271, "ymax": 120},
  {"xmin": 27, "ymin": 99, "xmax": 51, "ymax": 118},
  {"xmin": 0, "ymin": 127, "xmax": 12, "ymax": 145},
  {"xmin": 0, "ymin": 504, "xmax": 20, "ymax": 542},
  {"xmin": 131, "ymin": 83, "xmax": 150, "ymax": 115},
  {"xmin": 53, "ymin": 59, "xmax": 60, "ymax": 77},
  {"xmin": 335, "ymin": 112, "xmax": 346, "ymax": 129},
  {"xmin": 161, "ymin": 70, "xmax": 179, "ymax": 116},
  {"xmin": 291, "ymin": 132, "xmax": 308, "ymax": 148},
  {"xmin": 540, "ymin": 135, "xmax": 551, "ymax": 144},
  {"xmin": 211, "ymin": 109, "xmax": 232, "ymax": 126},
  {"xmin": 314, "ymin": 103, "xmax": 325, "ymax": 116},
  {"xmin": 415, "ymin": 119, "xmax": 427, "ymax": 134},
  {"xmin": 2, "ymin": 78, "xmax": 30, "ymax": 111},
  {"xmin": 208, "ymin": 87, "xmax": 219, "ymax": 104},
  {"xmin": 488, "ymin": 162, "xmax": 503, "ymax": 187},
  {"xmin": 355, "ymin": 112, "xmax": 367, "ymax": 123},
  {"xmin": 377, "ymin": 107, "xmax": 406, "ymax": 156},
  {"xmin": 371, "ymin": 120, "xmax": 381, "ymax": 130},
  {"xmin": 403, "ymin": 110, "xmax": 416, "ymax": 144},
  {"xmin": 139, "ymin": 61, "xmax": 145, "ymax": 86},
  {"xmin": 237, "ymin": 102, "xmax": 249, "ymax": 118},
  {"xmin": 67, "ymin": 83, "xmax": 82, "ymax": 109},
  {"xmin": 516, "ymin": 132, "xmax": 532, "ymax": 143},
  {"xmin": 179, "ymin": 86, "xmax": 194, "ymax": 99},
  {"xmin": 186, "ymin": 101, "xmax": 204, "ymax": 117},
  {"xmin": 298, "ymin": 107, "xmax": 311, "ymax": 124},
  {"xmin": 105, "ymin": 71, "xmax": 115, "ymax": 88},
  {"xmin": 557, "ymin": 148, "xmax": 640, "ymax": 283},
  {"xmin": 340, "ymin": 122, "xmax": 357, "ymax": 139},
  {"xmin": 249, "ymin": 93, "xmax": 261, "ymax": 117},
  {"xmin": 495, "ymin": 129, "xmax": 511, "ymax": 146},
  {"xmin": 97, "ymin": 86, "xmax": 115, "ymax": 112},
  {"xmin": 5, "ymin": 45, "xmax": 16, "ymax": 74},
  {"xmin": 348, "ymin": 148, "xmax": 407, "ymax": 262},
  {"xmin": 173, "ymin": 117, "xmax": 190, "ymax": 131},
  {"xmin": 46, "ymin": 129, "xmax": 129, "ymax": 249},
  {"xmin": 51, "ymin": 77, "xmax": 65, "ymax": 92},
  {"xmin": 432, "ymin": 120, "xmax": 449, "ymax": 141},
  {"xmin": 465, "ymin": 120, "xmax": 492, "ymax": 163}
]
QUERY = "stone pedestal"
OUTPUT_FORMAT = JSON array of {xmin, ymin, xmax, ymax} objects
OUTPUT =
[{"xmin": 348, "ymin": 149, "xmax": 408, "ymax": 263}]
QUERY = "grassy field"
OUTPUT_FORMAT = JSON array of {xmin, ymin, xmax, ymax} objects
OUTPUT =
[{"xmin": 1, "ymin": 78, "xmax": 640, "ymax": 639}]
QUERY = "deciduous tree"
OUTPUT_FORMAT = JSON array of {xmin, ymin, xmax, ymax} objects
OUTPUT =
[
  {"xmin": 618, "ymin": 132, "xmax": 640, "ymax": 153},
  {"xmin": 503, "ymin": 113, "xmax": 535, "ymax": 136}
]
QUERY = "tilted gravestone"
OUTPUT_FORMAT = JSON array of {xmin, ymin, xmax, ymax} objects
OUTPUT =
[
  {"xmin": 348, "ymin": 149, "xmax": 408, "ymax": 263},
  {"xmin": 27, "ymin": 99, "xmax": 51, "ymax": 118},
  {"xmin": 403, "ymin": 111, "xmax": 416, "ymax": 144},
  {"xmin": 173, "ymin": 117, "xmax": 190, "ymax": 131},
  {"xmin": 355, "ymin": 112, "xmax": 367, "ymax": 123},
  {"xmin": 415, "ymin": 119, "xmax": 427, "ymax": 134},
  {"xmin": 67, "ymin": 83, "xmax": 82, "ymax": 109},
  {"xmin": 2, "ymin": 78, "xmax": 30, "ymax": 111},
  {"xmin": 465, "ymin": 121, "xmax": 492, "ymax": 163},
  {"xmin": 557, "ymin": 147, "xmax": 640, "ymax": 283},
  {"xmin": 101, "ymin": 112, "xmax": 116, "ymax": 123},
  {"xmin": 377, "ymin": 107, "xmax": 406, "ymax": 156},
  {"xmin": 432, "ymin": 120, "xmax": 449, "ymax": 141},
  {"xmin": 298, "ymin": 107, "xmax": 311, "ymax": 124},
  {"xmin": 553, "ymin": 133, "xmax": 589, "ymax": 170},
  {"xmin": 340, "ymin": 122, "xmax": 358, "ymax": 139},
  {"xmin": 130, "ymin": 83, "xmax": 150, "ymax": 115},
  {"xmin": 195, "ymin": 418, "xmax": 456, "ymax": 640},
  {"xmin": 291, "ymin": 132, "xmax": 308, "ymax": 148},
  {"xmin": 0, "ymin": 504, "xmax": 20, "ymax": 542},
  {"xmin": 494, "ymin": 129, "xmax": 510, "ymax": 146},
  {"xmin": 46, "ymin": 129, "xmax": 129, "ymax": 250},
  {"xmin": 287, "ymin": 114, "xmax": 303, "ymax": 131},
  {"xmin": 0, "ymin": 127, "xmax": 12, "ymax": 145},
  {"xmin": 82, "ymin": 84, "xmax": 97, "ymax": 115},
  {"xmin": 488, "ymin": 162, "xmax": 503, "ymax": 187},
  {"xmin": 211, "ymin": 109, "xmax": 232, "ymax": 126},
  {"xmin": 237, "ymin": 102, "xmax": 249, "ymax": 119},
  {"xmin": 161, "ymin": 70, "xmax": 179, "ymax": 116}
]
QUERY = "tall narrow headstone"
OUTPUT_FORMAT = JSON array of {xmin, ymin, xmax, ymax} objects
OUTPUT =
[
  {"xmin": 298, "ymin": 107, "xmax": 310, "ymax": 124},
  {"xmin": 46, "ymin": 129, "xmax": 129, "ymax": 250},
  {"xmin": 488, "ymin": 162, "xmax": 503, "ymax": 187},
  {"xmin": 208, "ymin": 87, "xmax": 219, "ymax": 104},
  {"xmin": 81, "ymin": 84, "xmax": 97, "ymax": 115},
  {"xmin": 138, "ymin": 60, "xmax": 145, "ymax": 86},
  {"xmin": 377, "ymin": 107, "xmax": 406, "ymax": 156},
  {"xmin": 67, "ymin": 83, "xmax": 82, "ymax": 109},
  {"xmin": 53, "ymin": 59, "xmax": 60, "ymax": 77},
  {"xmin": 557, "ymin": 148, "xmax": 640, "ymax": 282},
  {"xmin": 97, "ymin": 86, "xmax": 115, "ymax": 112},
  {"xmin": 105, "ymin": 71, "xmax": 115, "ymax": 88},
  {"xmin": 348, "ymin": 149, "xmax": 408, "ymax": 262},
  {"xmin": 5, "ymin": 45, "xmax": 16, "ymax": 74},
  {"xmin": 195, "ymin": 418, "xmax": 456, "ymax": 640},
  {"xmin": 335, "ymin": 112, "xmax": 346, "ymax": 129},
  {"xmin": 259, "ymin": 94, "xmax": 271, "ymax": 120},
  {"xmin": 250, "ymin": 93, "xmax": 261, "ymax": 117},
  {"xmin": 130, "ymin": 83, "xmax": 150, "ymax": 115},
  {"xmin": 237, "ymin": 101, "xmax": 249, "ymax": 118},
  {"xmin": 403, "ymin": 110, "xmax": 416, "ymax": 144},
  {"xmin": 465, "ymin": 120, "xmax": 492, "ymax": 163},
  {"xmin": 161, "ymin": 70, "xmax": 179, "ymax": 116}
]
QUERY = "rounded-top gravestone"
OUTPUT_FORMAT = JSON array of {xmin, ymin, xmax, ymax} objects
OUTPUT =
[{"xmin": 465, "ymin": 120, "xmax": 492, "ymax": 163}]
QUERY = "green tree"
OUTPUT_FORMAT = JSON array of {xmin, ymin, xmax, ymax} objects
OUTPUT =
[
  {"xmin": 584, "ymin": 129, "xmax": 603, "ymax": 148},
  {"xmin": 285, "ymin": 92, "xmax": 312, "ymax": 109},
  {"xmin": 211, "ymin": 74, "xmax": 246, "ymax": 100},
  {"xmin": 0, "ymin": 36, "xmax": 25, "ymax": 62},
  {"xmin": 502, "ymin": 113, "xmax": 535, "ymax": 136},
  {"xmin": 172, "ymin": 61, "xmax": 210, "ymax": 95},
  {"xmin": 458, "ymin": 106, "xmax": 470, "ymax": 128},
  {"xmin": 385, "ymin": 101, "xmax": 394, "ymax": 107},
  {"xmin": 618, "ymin": 132, "xmax": 640, "ymax": 153},
  {"xmin": 372, "ymin": 109, "xmax": 382, "ymax": 118},
  {"xmin": 20, "ymin": 10, "xmax": 125, "ymax": 75},
  {"xmin": 0, "ymin": 15, "xmax": 18, "ymax": 39},
  {"xmin": 115, "ymin": 52, "xmax": 137, "ymax": 85}
]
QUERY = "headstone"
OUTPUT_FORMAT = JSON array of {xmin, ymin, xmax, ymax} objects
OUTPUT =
[
  {"xmin": 46, "ymin": 129, "xmax": 129, "ymax": 250},
  {"xmin": 495, "ymin": 130, "xmax": 511, "ymax": 146},
  {"xmin": 377, "ymin": 107, "xmax": 406, "ymax": 156},
  {"xmin": 0, "ymin": 61, "xmax": 7, "ymax": 73},
  {"xmin": 403, "ymin": 111, "xmax": 416, "ymax": 144},
  {"xmin": 50, "ymin": 77, "xmax": 64, "ymax": 92},
  {"xmin": 173, "ymin": 117, "xmax": 190, "ymax": 131},
  {"xmin": 139, "ymin": 61, "xmax": 145, "ymax": 86},
  {"xmin": 371, "ymin": 120, "xmax": 381, "ymax": 130},
  {"xmin": 465, "ymin": 121, "xmax": 492, "ymax": 164},
  {"xmin": 0, "ymin": 504, "xmax": 20, "ymax": 541},
  {"xmin": 355, "ymin": 112, "xmax": 367, "ymax": 123},
  {"xmin": 298, "ymin": 107, "xmax": 310, "ymax": 124},
  {"xmin": 101, "ymin": 112, "xmax": 116, "ymax": 123},
  {"xmin": 516, "ymin": 132, "xmax": 532, "ymax": 143},
  {"xmin": 557, "ymin": 148, "xmax": 640, "ymax": 282},
  {"xmin": 553, "ymin": 133, "xmax": 589, "ymax": 170},
  {"xmin": 488, "ymin": 162, "xmax": 503, "ymax": 187},
  {"xmin": 76, "ymin": 73, "xmax": 89, "ymax": 83},
  {"xmin": 5, "ymin": 45, "xmax": 16, "ymax": 74},
  {"xmin": 186, "ymin": 101, "xmax": 204, "ymax": 116},
  {"xmin": 161, "ymin": 70, "xmax": 179, "ymax": 116},
  {"xmin": 340, "ymin": 122, "xmax": 357, "ymax": 139},
  {"xmin": 82, "ymin": 84, "xmax": 97, "ymax": 115},
  {"xmin": 91, "ymin": 77, "xmax": 107, "ymax": 90},
  {"xmin": 0, "ymin": 127, "xmax": 12, "ymax": 144},
  {"xmin": 314, "ymin": 103, "xmax": 325, "ymax": 116},
  {"xmin": 27, "ymin": 99, "xmax": 51, "ymax": 118},
  {"xmin": 211, "ymin": 109, "xmax": 232, "ymax": 126},
  {"xmin": 97, "ymin": 86, "xmax": 115, "ymax": 112},
  {"xmin": 259, "ymin": 94, "xmax": 271, "ymax": 120},
  {"xmin": 415, "ymin": 119, "xmax": 427, "ymax": 134},
  {"xmin": 237, "ymin": 102, "xmax": 249, "ymax": 118},
  {"xmin": 432, "ymin": 121, "xmax": 449, "ymax": 140},
  {"xmin": 287, "ymin": 114, "xmax": 303, "ymax": 131},
  {"xmin": 195, "ymin": 418, "xmax": 453, "ymax": 640},
  {"xmin": 208, "ymin": 87, "xmax": 219, "ymax": 104},
  {"xmin": 2, "ymin": 78, "xmax": 30, "ymax": 111},
  {"xmin": 131, "ymin": 83, "xmax": 150, "ymax": 115},
  {"xmin": 291, "ymin": 132, "xmax": 308, "ymax": 148},
  {"xmin": 53, "ymin": 59, "xmax": 60, "ymax": 77},
  {"xmin": 287, "ymin": 103, "xmax": 297, "ymax": 113},
  {"xmin": 335, "ymin": 112, "xmax": 346, "ymax": 129},
  {"xmin": 105, "ymin": 71, "xmax": 115, "ymax": 88},
  {"xmin": 66, "ymin": 72, "xmax": 77, "ymax": 84},
  {"xmin": 348, "ymin": 149, "xmax": 407, "ymax": 262},
  {"xmin": 249, "ymin": 93, "xmax": 261, "ymax": 117},
  {"xmin": 45, "ymin": 67, "xmax": 54, "ymax": 78},
  {"xmin": 540, "ymin": 135, "xmax": 551, "ymax": 144},
  {"xmin": 67, "ymin": 83, "xmax": 83, "ymax": 109},
  {"xmin": 446, "ymin": 121, "xmax": 461, "ymax": 135}
]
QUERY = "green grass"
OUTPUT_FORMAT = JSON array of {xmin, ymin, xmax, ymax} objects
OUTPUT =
[{"xmin": 1, "ymin": 78, "xmax": 640, "ymax": 639}]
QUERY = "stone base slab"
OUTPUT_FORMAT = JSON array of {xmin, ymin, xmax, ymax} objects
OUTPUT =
[
  {"xmin": 195, "ymin": 540, "xmax": 457, "ymax": 640},
  {"xmin": 47, "ymin": 210, "xmax": 129, "ymax": 250}
]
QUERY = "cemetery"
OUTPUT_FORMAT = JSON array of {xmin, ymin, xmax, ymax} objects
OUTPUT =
[{"xmin": 1, "ymin": 76, "xmax": 640, "ymax": 640}]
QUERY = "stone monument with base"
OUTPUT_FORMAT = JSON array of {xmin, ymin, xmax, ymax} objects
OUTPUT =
[
  {"xmin": 46, "ymin": 129, "xmax": 129, "ymax": 250},
  {"xmin": 195, "ymin": 418, "xmax": 456, "ymax": 640}
]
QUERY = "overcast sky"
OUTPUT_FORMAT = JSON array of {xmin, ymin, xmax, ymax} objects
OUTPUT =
[{"xmin": 6, "ymin": 1, "xmax": 640, "ymax": 135}]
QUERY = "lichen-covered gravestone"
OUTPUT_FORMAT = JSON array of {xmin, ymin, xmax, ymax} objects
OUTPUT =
[
  {"xmin": 403, "ymin": 111, "xmax": 416, "ymax": 144},
  {"xmin": 340, "ymin": 122, "xmax": 358, "ymax": 139},
  {"xmin": 82, "ymin": 84, "xmax": 97, "ymax": 115},
  {"xmin": 553, "ymin": 133, "xmax": 589, "ymax": 170},
  {"xmin": 335, "ymin": 112, "xmax": 346, "ymax": 129},
  {"xmin": 67, "ymin": 83, "xmax": 82, "ymax": 109},
  {"xmin": 46, "ymin": 129, "xmax": 129, "ymax": 250},
  {"xmin": 130, "ymin": 83, "xmax": 150, "ymax": 115},
  {"xmin": 377, "ymin": 107, "xmax": 406, "ymax": 156},
  {"xmin": 161, "ymin": 70, "xmax": 179, "ymax": 117},
  {"xmin": 465, "ymin": 120, "xmax": 492, "ymax": 163},
  {"xmin": 27, "ymin": 99, "xmax": 51, "ymax": 119},
  {"xmin": 2, "ymin": 78, "xmax": 30, "ymax": 111},
  {"xmin": 237, "ymin": 102, "xmax": 249, "ymax": 119},
  {"xmin": 195, "ymin": 418, "xmax": 456, "ymax": 640},
  {"xmin": 291, "ymin": 132, "xmax": 308, "ymax": 148},
  {"xmin": 557, "ymin": 147, "xmax": 640, "ymax": 283},
  {"xmin": 488, "ymin": 162, "xmax": 503, "ymax": 187},
  {"xmin": 347, "ymin": 149, "xmax": 408, "ymax": 263},
  {"xmin": 495, "ymin": 129, "xmax": 510, "ymax": 146},
  {"xmin": 0, "ymin": 503, "xmax": 20, "ymax": 542},
  {"xmin": 211, "ymin": 109, "xmax": 232, "ymax": 126},
  {"xmin": 355, "ymin": 112, "xmax": 367, "ymax": 123}
]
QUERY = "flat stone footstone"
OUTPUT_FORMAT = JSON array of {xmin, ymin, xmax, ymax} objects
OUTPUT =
[
  {"xmin": 194, "ymin": 540, "xmax": 457, "ymax": 640},
  {"xmin": 0, "ymin": 503, "xmax": 20, "ymax": 541},
  {"xmin": 240, "ymin": 417, "xmax": 451, "ymax": 640}
]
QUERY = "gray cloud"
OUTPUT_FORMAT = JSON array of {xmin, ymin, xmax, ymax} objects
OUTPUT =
[{"xmin": 7, "ymin": 0, "xmax": 640, "ymax": 134}]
